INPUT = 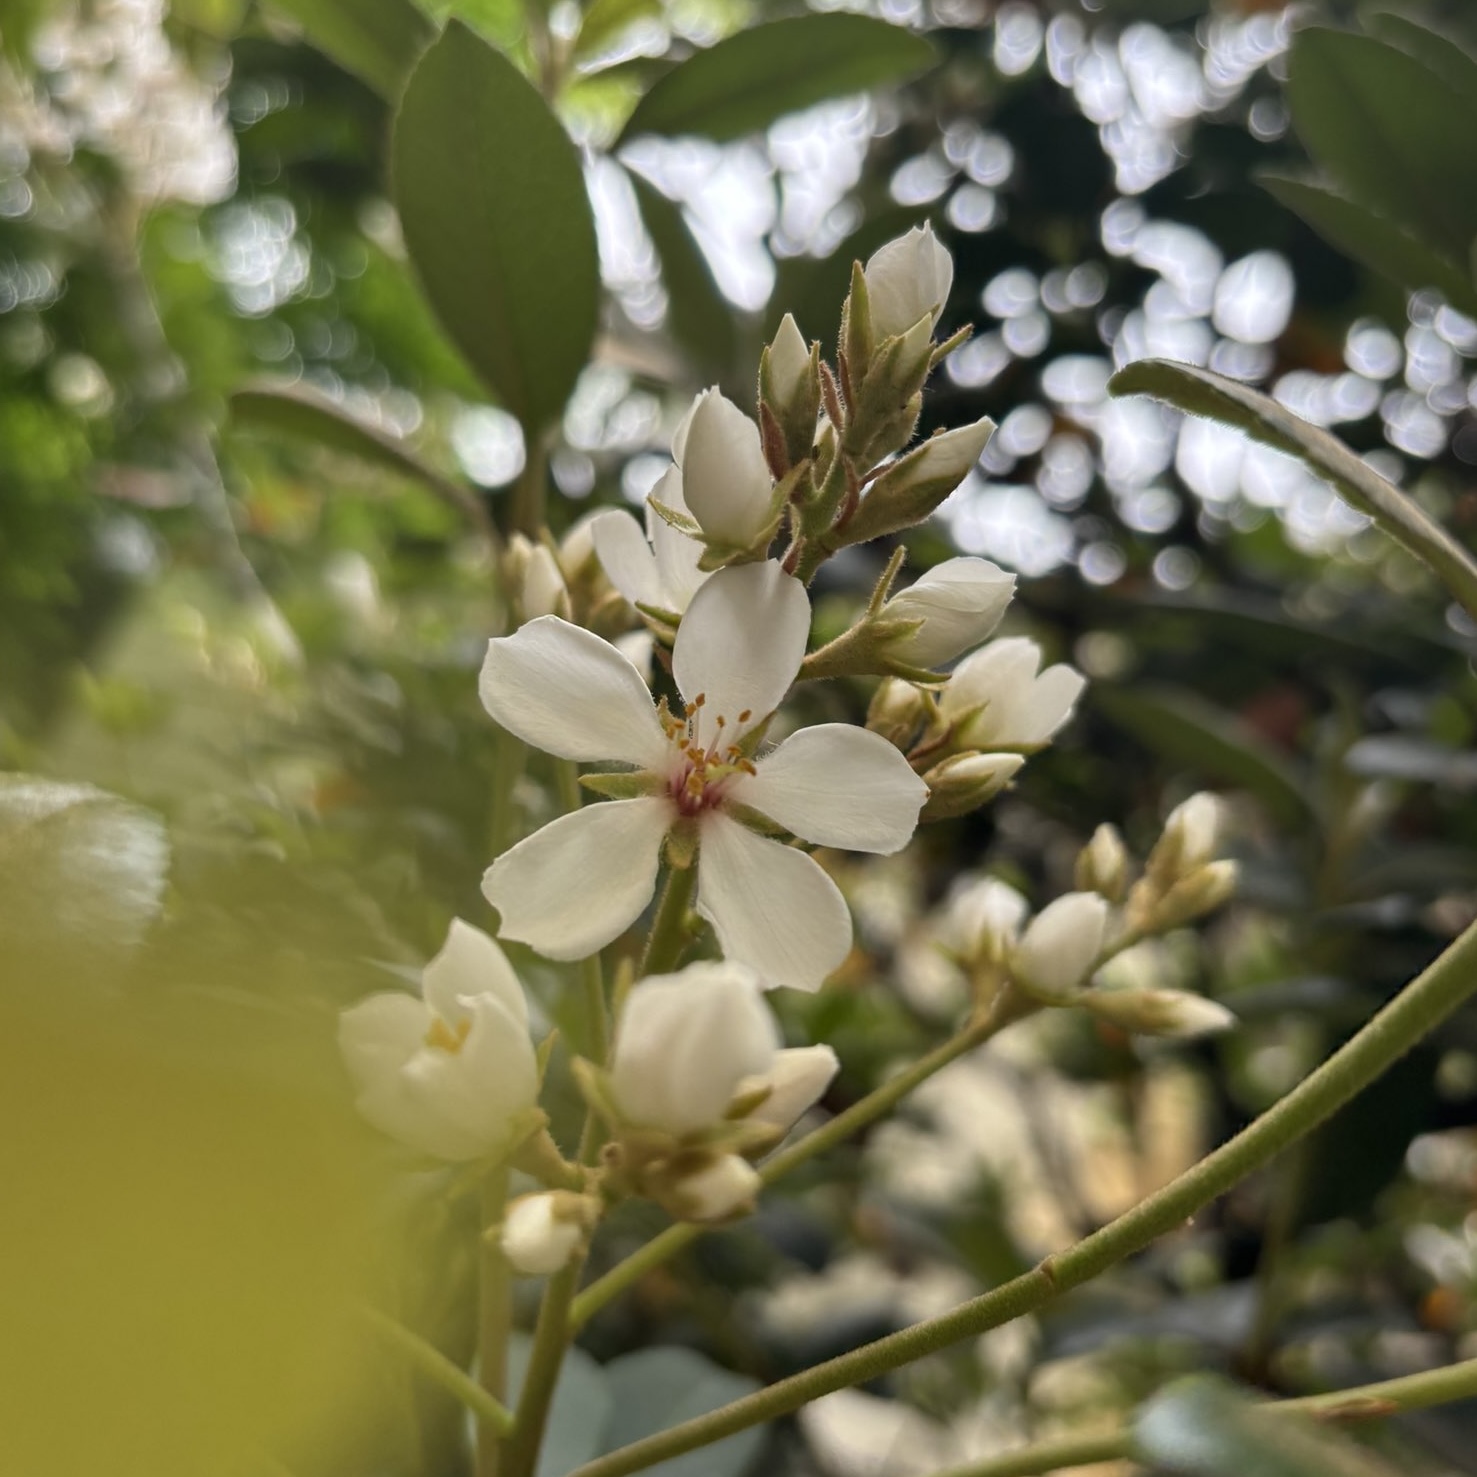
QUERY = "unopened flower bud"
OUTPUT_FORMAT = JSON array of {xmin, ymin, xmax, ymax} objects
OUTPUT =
[
  {"xmin": 1010, "ymin": 892, "xmax": 1110, "ymax": 1001},
  {"xmin": 1076, "ymin": 824, "xmax": 1129, "ymax": 903},
  {"xmin": 946, "ymin": 876, "xmax": 1029, "ymax": 966},
  {"xmin": 863, "ymin": 223, "xmax": 954, "ymax": 341},
  {"xmin": 501, "ymin": 1191, "xmax": 596, "ymax": 1276},
  {"xmin": 1150, "ymin": 860, "xmax": 1238, "ymax": 931},
  {"xmin": 506, "ymin": 535, "xmax": 570, "ymax": 622},
  {"xmin": 674, "ymin": 389, "xmax": 780, "ymax": 552},
  {"xmin": 671, "ymin": 1152, "xmax": 762, "ymax": 1222},
  {"xmin": 734, "ymin": 1044, "xmax": 839, "ymax": 1133},
  {"xmin": 759, "ymin": 313, "xmax": 821, "ymax": 473},
  {"xmin": 921, "ymin": 751, "xmax": 1024, "ymax": 821},
  {"xmin": 879, "ymin": 557, "xmax": 1016, "ymax": 670},
  {"xmin": 842, "ymin": 416, "xmax": 996, "ymax": 546},
  {"xmin": 1083, "ymin": 988, "xmax": 1236, "ymax": 1039},
  {"xmin": 1147, "ymin": 793, "xmax": 1224, "ymax": 884},
  {"xmin": 939, "ymin": 636, "xmax": 1086, "ymax": 751},
  {"xmin": 867, "ymin": 678, "xmax": 929, "ymax": 749}
]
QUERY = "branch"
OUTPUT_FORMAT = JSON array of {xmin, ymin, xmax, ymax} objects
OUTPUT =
[{"xmin": 362, "ymin": 1307, "xmax": 515, "ymax": 1436}]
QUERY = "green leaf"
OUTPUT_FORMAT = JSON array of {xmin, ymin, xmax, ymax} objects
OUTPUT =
[
  {"xmin": 618, "ymin": 13, "xmax": 935, "ymax": 144},
  {"xmin": 1260, "ymin": 172, "xmax": 1477, "ymax": 317},
  {"xmin": 0, "ymin": 776, "xmax": 169, "ymax": 973},
  {"xmin": 1093, "ymin": 686, "xmax": 1313, "ymax": 828},
  {"xmin": 1108, "ymin": 359, "xmax": 1477, "ymax": 621},
  {"xmin": 506, "ymin": 1333, "xmax": 613, "ymax": 1477},
  {"xmin": 262, "ymin": 0, "xmax": 434, "ymax": 100},
  {"xmin": 600, "ymin": 1348, "xmax": 764, "ymax": 1477},
  {"xmin": 1361, "ymin": 6, "xmax": 1477, "ymax": 95},
  {"xmin": 1135, "ymin": 1375, "xmax": 1400, "ymax": 1477},
  {"xmin": 574, "ymin": 0, "xmax": 663, "ymax": 63},
  {"xmin": 1285, "ymin": 26, "xmax": 1477, "ymax": 260},
  {"xmin": 393, "ymin": 23, "xmax": 601, "ymax": 433},
  {"xmin": 229, "ymin": 380, "xmax": 493, "ymax": 536},
  {"xmin": 629, "ymin": 172, "xmax": 736, "ymax": 378}
]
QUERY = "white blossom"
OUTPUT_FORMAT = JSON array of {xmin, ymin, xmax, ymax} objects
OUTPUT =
[
  {"xmin": 881, "ymin": 557, "xmax": 1015, "ymax": 668},
  {"xmin": 945, "ymin": 876, "xmax": 1029, "ymax": 963},
  {"xmin": 940, "ymin": 636, "xmax": 1086, "ymax": 750},
  {"xmin": 675, "ymin": 1153, "xmax": 763, "ymax": 1221},
  {"xmin": 765, "ymin": 312, "xmax": 811, "ymax": 407},
  {"xmin": 501, "ymin": 1193, "xmax": 587, "ymax": 1276},
  {"xmin": 863, "ymin": 223, "xmax": 954, "ymax": 340},
  {"xmin": 590, "ymin": 466, "xmax": 708, "ymax": 617},
  {"xmin": 480, "ymin": 562, "xmax": 928, "ymax": 990},
  {"xmin": 1156, "ymin": 792, "xmax": 1224, "ymax": 877},
  {"xmin": 674, "ymin": 388, "xmax": 776, "ymax": 548},
  {"xmin": 736, "ymin": 1044, "xmax": 840, "ymax": 1132},
  {"xmin": 337, "ymin": 920, "xmax": 538, "ymax": 1161},
  {"xmin": 1010, "ymin": 892, "xmax": 1110, "ymax": 1000}
]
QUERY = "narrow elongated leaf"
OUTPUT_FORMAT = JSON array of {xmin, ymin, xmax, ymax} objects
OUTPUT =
[
  {"xmin": 1361, "ymin": 7, "xmax": 1477, "ymax": 95},
  {"xmin": 1286, "ymin": 26, "xmax": 1477, "ymax": 260},
  {"xmin": 393, "ymin": 24, "xmax": 600, "ymax": 433},
  {"xmin": 230, "ymin": 380, "xmax": 494, "ymax": 537},
  {"xmin": 629, "ymin": 173, "xmax": 736, "ymax": 378},
  {"xmin": 619, "ymin": 13, "xmax": 934, "ymax": 143},
  {"xmin": 1260, "ymin": 172, "xmax": 1477, "ymax": 318},
  {"xmin": 1109, "ymin": 359, "xmax": 1477, "ymax": 620},
  {"xmin": 264, "ymin": 0, "xmax": 433, "ymax": 99},
  {"xmin": 1093, "ymin": 686, "xmax": 1313, "ymax": 828}
]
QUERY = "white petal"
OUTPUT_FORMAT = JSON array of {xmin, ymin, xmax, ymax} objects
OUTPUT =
[
  {"xmin": 649, "ymin": 477, "xmax": 708, "ymax": 612},
  {"xmin": 591, "ymin": 509, "xmax": 663, "ymax": 609},
  {"xmin": 421, "ymin": 918, "xmax": 528, "ymax": 1030},
  {"xmin": 482, "ymin": 798, "xmax": 672, "ymax": 961},
  {"xmin": 502, "ymin": 1194, "xmax": 584, "ymax": 1275},
  {"xmin": 732, "ymin": 724, "xmax": 926, "ymax": 854},
  {"xmin": 740, "ymin": 1044, "xmax": 840, "ymax": 1132},
  {"xmin": 940, "ymin": 637, "xmax": 1041, "ymax": 724},
  {"xmin": 338, "ymin": 992, "xmax": 429, "ymax": 1085},
  {"xmin": 676, "ymin": 1154, "xmax": 761, "ymax": 1221},
  {"xmin": 863, "ymin": 223, "xmax": 954, "ymax": 340},
  {"xmin": 679, "ymin": 390, "xmax": 774, "ymax": 546},
  {"xmin": 671, "ymin": 389, "xmax": 709, "ymax": 463},
  {"xmin": 696, "ymin": 813, "xmax": 852, "ymax": 992},
  {"xmin": 1011, "ymin": 892, "xmax": 1109, "ymax": 999},
  {"xmin": 766, "ymin": 313, "xmax": 810, "ymax": 405},
  {"xmin": 1018, "ymin": 664, "xmax": 1086, "ymax": 744},
  {"xmin": 884, "ymin": 557, "xmax": 1015, "ymax": 668},
  {"xmin": 945, "ymin": 876, "xmax": 1028, "ymax": 955},
  {"xmin": 480, "ymin": 617, "xmax": 669, "ymax": 770},
  {"xmin": 673, "ymin": 562, "xmax": 809, "ymax": 747}
]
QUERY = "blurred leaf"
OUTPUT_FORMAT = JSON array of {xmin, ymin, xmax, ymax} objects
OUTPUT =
[
  {"xmin": 629, "ymin": 172, "xmax": 737, "ymax": 379},
  {"xmin": 393, "ymin": 23, "xmax": 601, "ymax": 432},
  {"xmin": 169, "ymin": 0, "xmax": 250, "ymax": 37},
  {"xmin": 230, "ymin": 380, "xmax": 492, "ymax": 535},
  {"xmin": 574, "ymin": 0, "xmax": 662, "ymax": 63},
  {"xmin": 1344, "ymin": 734, "xmax": 1477, "ymax": 789},
  {"xmin": 1285, "ymin": 26, "xmax": 1477, "ymax": 261},
  {"xmin": 618, "ymin": 14, "xmax": 934, "ymax": 143},
  {"xmin": 600, "ymin": 1347, "xmax": 765, "ymax": 1477},
  {"xmin": 0, "ymin": 775, "xmax": 168, "ymax": 972},
  {"xmin": 1261, "ymin": 172, "xmax": 1477, "ymax": 317},
  {"xmin": 1361, "ymin": 6, "xmax": 1477, "ymax": 94},
  {"xmin": 1135, "ymin": 1375, "xmax": 1400, "ymax": 1477},
  {"xmin": 1093, "ymin": 686, "xmax": 1313, "ymax": 827},
  {"xmin": 264, "ymin": 0, "xmax": 434, "ymax": 99},
  {"xmin": 1109, "ymin": 359, "xmax": 1477, "ymax": 621},
  {"xmin": 507, "ymin": 1333, "xmax": 613, "ymax": 1477}
]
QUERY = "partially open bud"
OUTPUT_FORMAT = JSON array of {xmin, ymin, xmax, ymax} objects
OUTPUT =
[
  {"xmin": 669, "ymin": 1153, "xmax": 762, "ymax": 1222},
  {"xmin": 733, "ymin": 1044, "xmax": 839, "ymax": 1133},
  {"xmin": 867, "ymin": 678, "xmax": 930, "ymax": 749},
  {"xmin": 939, "ymin": 636, "xmax": 1086, "ymax": 752},
  {"xmin": 879, "ymin": 557, "xmax": 1015, "ymax": 670},
  {"xmin": 501, "ymin": 1191, "xmax": 598, "ymax": 1276},
  {"xmin": 920, "ymin": 751, "xmax": 1024, "ymax": 821},
  {"xmin": 1010, "ymin": 892, "xmax": 1110, "ymax": 1001},
  {"xmin": 945, "ymin": 876, "xmax": 1029, "ymax": 967},
  {"xmin": 863, "ymin": 223, "xmax": 954, "ymax": 342},
  {"xmin": 1083, "ymin": 988, "xmax": 1236, "ymax": 1039},
  {"xmin": 1147, "ymin": 793, "xmax": 1224, "ymax": 885},
  {"xmin": 675, "ymin": 389, "xmax": 783, "ymax": 555},
  {"xmin": 760, "ymin": 313, "xmax": 821, "ymax": 471},
  {"xmin": 1150, "ymin": 860, "xmax": 1239, "ymax": 932},
  {"xmin": 505, "ymin": 534, "xmax": 571, "ymax": 623},
  {"xmin": 1076, "ymin": 824, "xmax": 1129, "ymax": 903}
]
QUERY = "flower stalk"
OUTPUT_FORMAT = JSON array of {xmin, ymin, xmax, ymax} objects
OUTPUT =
[
  {"xmin": 638, "ymin": 863, "xmax": 698, "ymax": 977},
  {"xmin": 477, "ymin": 1166, "xmax": 513, "ymax": 1477}
]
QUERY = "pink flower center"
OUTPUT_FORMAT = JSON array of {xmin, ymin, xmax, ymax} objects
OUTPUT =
[{"xmin": 661, "ymin": 692, "xmax": 757, "ymax": 819}]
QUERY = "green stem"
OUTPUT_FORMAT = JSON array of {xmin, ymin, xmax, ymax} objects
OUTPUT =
[
  {"xmin": 363, "ymin": 1308, "xmax": 515, "ymax": 1437},
  {"xmin": 555, "ymin": 758, "xmax": 610, "ymax": 1068},
  {"xmin": 639, "ymin": 865, "xmax": 698, "ymax": 977},
  {"xmin": 570, "ymin": 996, "xmax": 1025, "ymax": 1331},
  {"xmin": 510, "ymin": 434, "xmax": 549, "ymax": 539},
  {"xmin": 477, "ymin": 1168, "xmax": 513, "ymax": 1477},
  {"xmin": 500, "ymin": 1259, "xmax": 586, "ymax": 1477},
  {"xmin": 563, "ymin": 919, "xmax": 1477, "ymax": 1477},
  {"xmin": 930, "ymin": 1354, "xmax": 1477, "ymax": 1477}
]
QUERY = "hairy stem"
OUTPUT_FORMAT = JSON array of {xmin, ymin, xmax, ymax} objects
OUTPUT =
[
  {"xmin": 564, "ymin": 919, "xmax": 1477, "ymax": 1477},
  {"xmin": 639, "ymin": 865, "xmax": 698, "ymax": 977}
]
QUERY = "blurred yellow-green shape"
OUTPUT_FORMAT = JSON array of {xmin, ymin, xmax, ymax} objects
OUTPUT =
[{"xmin": 0, "ymin": 964, "xmax": 393, "ymax": 1477}]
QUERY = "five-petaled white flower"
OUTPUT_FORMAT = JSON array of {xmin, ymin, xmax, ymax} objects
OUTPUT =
[
  {"xmin": 337, "ymin": 919, "xmax": 538, "ymax": 1161},
  {"xmin": 480, "ymin": 561, "xmax": 928, "ymax": 990}
]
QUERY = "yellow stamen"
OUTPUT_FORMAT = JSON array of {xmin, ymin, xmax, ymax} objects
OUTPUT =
[{"xmin": 424, "ymin": 1016, "xmax": 472, "ymax": 1053}]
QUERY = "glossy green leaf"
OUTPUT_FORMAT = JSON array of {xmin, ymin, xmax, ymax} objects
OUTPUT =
[
  {"xmin": 1093, "ymin": 686, "xmax": 1313, "ymax": 828},
  {"xmin": 263, "ymin": 0, "xmax": 434, "ymax": 100},
  {"xmin": 507, "ymin": 1333, "xmax": 613, "ymax": 1477},
  {"xmin": 600, "ymin": 1348, "xmax": 764, "ymax": 1477},
  {"xmin": 1109, "ymin": 359, "xmax": 1477, "ymax": 621},
  {"xmin": 1136, "ymin": 1376, "xmax": 1400, "ymax": 1477},
  {"xmin": 619, "ymin": 13, "xmax": 935, "ymax": 144},
  {"xmin": 574, "ymin": 0, "xmax": 663, "ymax": 64},
  {"xmin": 1361, "ymin": 6, "xmax": 1477, "ymax": 95},
  {"xmin": 393, "ymin": 23, "xmax": 601, "ymax": 432},
  {"xmin": 1286, "ymin": 26, "xmax": 1477, "ymax": 260},
  {"xmin": 629, "ymin": 173, "xmax": 736, "ymax": 378},
  {"xmin": 1260, "ymin": 172, "xmax": 1477, "ymax": 317},
  {"xmin": 229, "ymin": 380, "xmax": 493, "ymax": 536}
]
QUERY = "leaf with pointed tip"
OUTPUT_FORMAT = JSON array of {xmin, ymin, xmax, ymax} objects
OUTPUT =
[
  {"xmin": 1361, "ymin": 6, "xmax": 1477, "ymax": 95},
  {"xmin": 393, "ymin": 24, "xmax": 600, "ymax": 433},
  {"xmin": 263, "ymin": 0, "xmax": 434, "ymax": 99},
  {"xmin": 618, "ymin": 14, "xmax": 934, "ymax": 144},
  {"xmin": 1109, "ymin": 359, "xmax": 1477, "ymax": 620}
]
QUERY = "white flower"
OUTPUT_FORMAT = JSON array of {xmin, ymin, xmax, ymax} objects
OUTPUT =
[
  {"xmin": 1010, "ymin": 892, "xmax": 1110, "ymax": 1000},
  {"xmin": 674, "ymin": 388, "xmax": 776, "ymax": 549},
  {"xmin": 337, "ymin": 920, "xmax": 538, "ymax": 1161},
  {"xmin": 881, "ymin": 557, "xmax": 1015, "ymax": 669},
  {"xmin": 765, "ymin": 312, "xmax": 811, "ymax": 407},
  {"xmin": 940, "ymin": 636, "xmax": 1086, "ymax": 750},
  {"xmin": 675, "ymin": 1154, "xmax": 762, "ymax": 1221},
  {"xmin": 480, "ymin": 561, "xmax": 928, "ymax": 990},
  {"xmin": 863, "ymin": 223, "xmax": 954, "ymax": 340},
  {"xmin": 736, "ymin": 1044, "xmax": 840, "ymax": 1132},
  {"xmin": 590, "ymin": 466, "xmax": 708, "ymax": 618},
  {"xmin": 609, "ymin": 962, "xmax": 780, "ymax": 1135},
  {"xmin": 1156, "ymin": 793, "xmax": 1223, "ymax": 877},
  {"xmin": 945, "ymin": 876, "xmax": 1029, "ymax": 963},
  {"xmin": 501, "ymin": 1192, "xmax": 588, "ymax": 1276}
]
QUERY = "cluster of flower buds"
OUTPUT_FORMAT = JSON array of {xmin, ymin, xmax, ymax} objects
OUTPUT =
[
  {"xmin": 503, "ymin": 515, "xmax": 627, "ymax": 633},
  {"xmin": 1120, "ymin": 794, "xmax": 1240, "ymax": 937},
  {"xmin": 575, "ymin": 962, "xmax": 838, "ymax": 1222}
]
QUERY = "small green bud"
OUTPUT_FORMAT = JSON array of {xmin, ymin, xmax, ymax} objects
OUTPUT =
[
  {"xmin": 867, "ymin": 678, "xmax": 930, "ymax": 749},
  {"xmin": 1076, "ymin": 823, "xmax": 1130, "ymax": 903},
  {"xmin": 920, "ymin": 751, "xmax": 1024, "ymax": 821},
  {"xmin": 1082, "ymin": 987, "xmax": 1236, "ymax": 1039}
]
